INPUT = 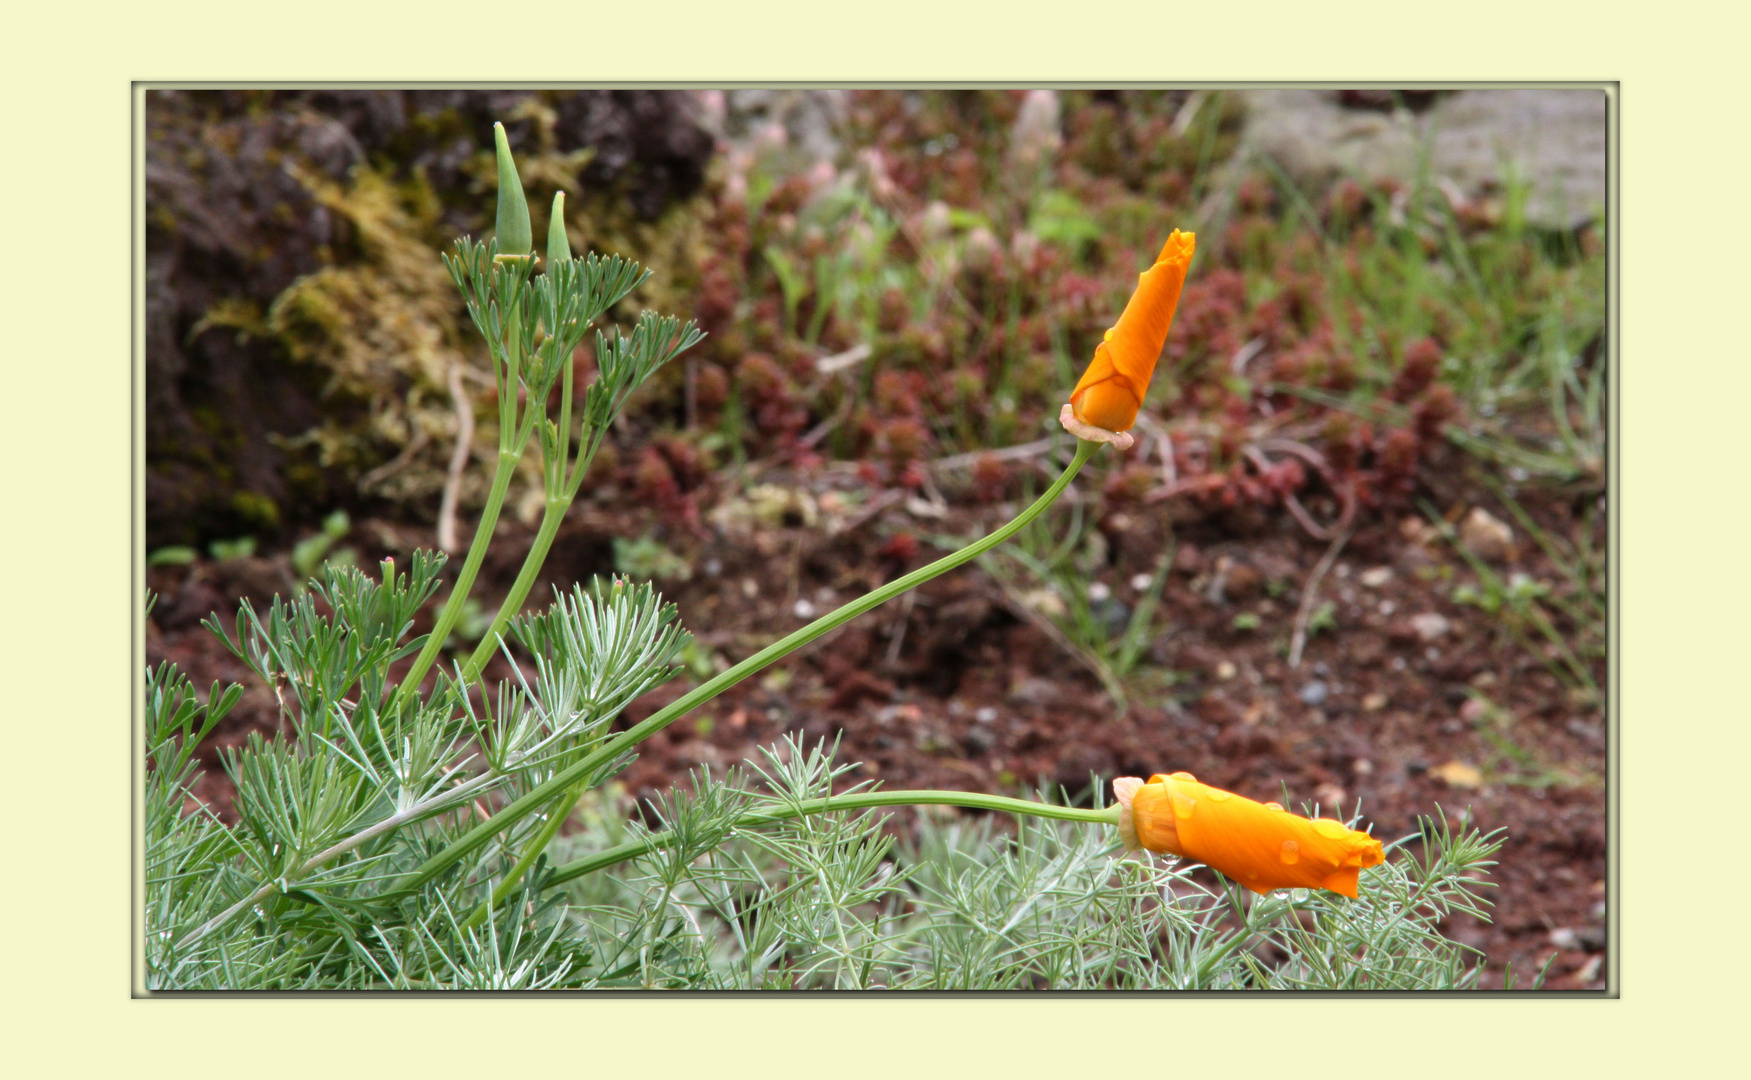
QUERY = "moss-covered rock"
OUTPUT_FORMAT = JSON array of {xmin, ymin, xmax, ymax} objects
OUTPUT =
[{"xmin": 146, "ymin": 89, "xmax": 715, "ymax": 550}]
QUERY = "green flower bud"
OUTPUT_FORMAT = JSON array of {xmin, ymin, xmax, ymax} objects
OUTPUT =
[
  {"xmin": 493, "ymin": 122, "xmax": 533, "ymax": 255},
  {"xmin": 547, "ymin": 191, "xmax": 571, "ymax": 266}
]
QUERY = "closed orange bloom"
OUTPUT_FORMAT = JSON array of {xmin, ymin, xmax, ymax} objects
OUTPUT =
[
  {"xmin": 1067, "ymin": 229, "xmax": 1195, "ymax": 434},
  {"xmin": 1112, "ymin": 771, "xmax": 1384, "ymax": 898}
]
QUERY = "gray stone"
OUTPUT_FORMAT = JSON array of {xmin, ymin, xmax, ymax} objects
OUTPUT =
[
  {"xmin": 1298, "ymin": 680, "xmax": 1330, "ymax": 706},
  {"xmin": 1409, "ymin": 612, "xmax": 1453, "ymax": 642},
  {"xmin": 1234, "ymin": 89, "xmax": 1606, "ymax": 230},
  {"xmin": 716, "ymin": 88, "xmax": 846, "ymax": 166}
]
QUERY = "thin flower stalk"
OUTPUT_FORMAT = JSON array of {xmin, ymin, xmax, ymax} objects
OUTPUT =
[{"xmin": 540, "ymin": 790, "xmax": 1122, "ymax": 890}]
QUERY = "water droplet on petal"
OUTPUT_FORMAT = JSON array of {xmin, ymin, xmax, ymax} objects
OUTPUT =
[
  {"xmin": 1280, "ymin": 840, "xmax": 1300, "ymax": 865},
  {"xmin": 1265, "ymin": 801, "xmax": 1285, "ymax": 812},
  {"xmin": 1171, "ymin": 771, "xmax": 1197, "ymax": 782},
  {"xmin": 1207, "ymin": 788, "xmax": 1232, "ymax": 802},
  {"xmin": 1103, "ymin": 328, "xmax": 1116, "ymax": 342},
  {"xmin": 1171, "ymin": 790, "xmax": 1197, "ymax": 819}
]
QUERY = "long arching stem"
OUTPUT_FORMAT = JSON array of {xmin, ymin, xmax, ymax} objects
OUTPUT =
[
  {"xmin": 543, "ymin": 791, "xmax": 1121, "ymax": 890},
  {"xmin": 406, "ymin": 438, "xmax": 1101, "ymax": 909}
]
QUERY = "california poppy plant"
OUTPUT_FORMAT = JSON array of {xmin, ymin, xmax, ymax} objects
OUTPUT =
[
  {"xmin": 1061, "ymin": 229, "xmax": 1195, "ymax": 446},
  {"xmin": 1112, "ymin": 771, "xmax": 1384, "ymax": 898}
]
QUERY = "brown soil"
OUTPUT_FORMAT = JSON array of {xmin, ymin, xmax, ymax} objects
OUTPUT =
[{"xmin": 147, "ymin": 439, "xmax": 1606, "ymax": 991}]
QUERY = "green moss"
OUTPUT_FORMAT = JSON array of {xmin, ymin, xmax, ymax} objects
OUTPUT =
[{"xmin": 230, "ymin": 490, "xmax": 282, "ymax": 528}]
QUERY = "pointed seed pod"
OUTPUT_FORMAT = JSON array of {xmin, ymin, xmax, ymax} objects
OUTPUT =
[
  {"xmin": 493, "ymin": 122, "xmax": 533, "ymax": 256},
  {"xmin": 547, "ymin": 191, "xmax": 571, "ymax": 267}
]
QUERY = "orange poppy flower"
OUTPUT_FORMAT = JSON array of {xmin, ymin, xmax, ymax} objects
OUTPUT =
[
  {"xmin": 1111, "ymin": 771, "xmax": 1384, "ymax": 898},
  {"xmin": 1065, "ymin": 229, "xmax": 1196, "ymax": 439}
]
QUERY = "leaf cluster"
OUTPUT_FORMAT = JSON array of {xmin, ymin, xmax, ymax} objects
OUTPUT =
[{"xmin": 145, "ymin": 568, "xmax": 691, "ymax": 990}]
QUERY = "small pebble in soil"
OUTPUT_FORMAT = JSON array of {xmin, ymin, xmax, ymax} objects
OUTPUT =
[
  {"xmin": 1425, "ymin": 646, "xmax": 1442, "ymax": 661},
  {"xmin": 1299, "ymin": 681, "xmax": 1329, "ymax": 706},
  {"xmin": 1408, "ymin": 612, "xmax": 1452, "ymax": 641},
  {"xmin": 1129, "ymin": 572, "xmax": 1154, "ymax": 592},
  {"xmin": 1092, "ymin": 596, "xmax": 1131, "ymax": 637},
  {"xmin": 1362, "ymin": 691, "xmax": 1388, "ymax": 712},
  {"xmin": 1009, "ymin": 678, "xmax": 1060, "ymax": 706},
  {"xmin": 1459, "ymin": 698, "xmax": 1489, "ymax": 723},
  {"xmin": 1359, "ymin": 566, "xmax": 1393, "ymax": 588},
  {"xmin": 974, "ymin": 706, "xmax": 1000, "ymax": 724},
  {"xmin": 703, "ymin": 558, "xmax": 723, "ymax": 576},
  {"xmin": 1378, "ymin": 599, "xmax": 1396, "ymax": 615},
  {"xmin": 1353, "ymin": 758, "xmax": 1374, "ymax": 776},
  {"xmin": 1392, "ymin": 656, "xmax": 1408, "ymax": 671},
  {"xmin": 1460, "ymin": 507, "xmax": 1514, "ymax": 561},
  {"xmin": 1088, "ymin": 581, "xmax": 1111, "ymax": 602},
  {"xmin": 1174, "ymin": 543, "xmax": 1203, "ymax": 573},
  {"xmin": 962, "ymin": 726, "xmax": 998, "ymax": 756},
  {"xmin": 1430, "ymin": 760, "xmax": 1482, "ymax": 788},
  {"xmin": 1215, "ymin": 660, "xmax": 1237, "ymax": 680},
  {"xmin": 792, "ymin": 598, "xmax": 817, "ymax": 619},
  {"xmin": 741, "ymin": 577, "xmax": 759, "ymax": 598}
]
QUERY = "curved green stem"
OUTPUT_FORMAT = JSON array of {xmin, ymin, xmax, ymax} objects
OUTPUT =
[
  {"xmin": 397, "ymin": 450, "xmax": 521, "ymax": 695},
  {"xmin": 387, "ymin": 437, "xmax": 1100, "ymax": 903},
  {"xmin": 460, "ymin": 497, "xmax": 567, "ymax": 682},
  {"xmin": 542, "ymin": 791, "xmax": 1121, "ymax": 890},
  {"xmin": 461, "ymin": 776, "xmax": 585, "ymax": 930}
]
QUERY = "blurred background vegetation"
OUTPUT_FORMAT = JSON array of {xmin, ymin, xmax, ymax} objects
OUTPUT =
[{"xmin": 146, "ymin": 88, "xmax": 1602, "ymax": 554}]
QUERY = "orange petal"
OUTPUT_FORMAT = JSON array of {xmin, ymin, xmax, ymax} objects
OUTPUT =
[
  {"xmin": 1102, "ymin": 229, "xmax": 1195, "ymax": 395},
  {"xmin": 1321, "ymin": 867, "xmax": 1361, "ymax": 898},
  {"xmin": 1069, "ymin": 365, "xmax": 1142, "ymax": 432}
]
